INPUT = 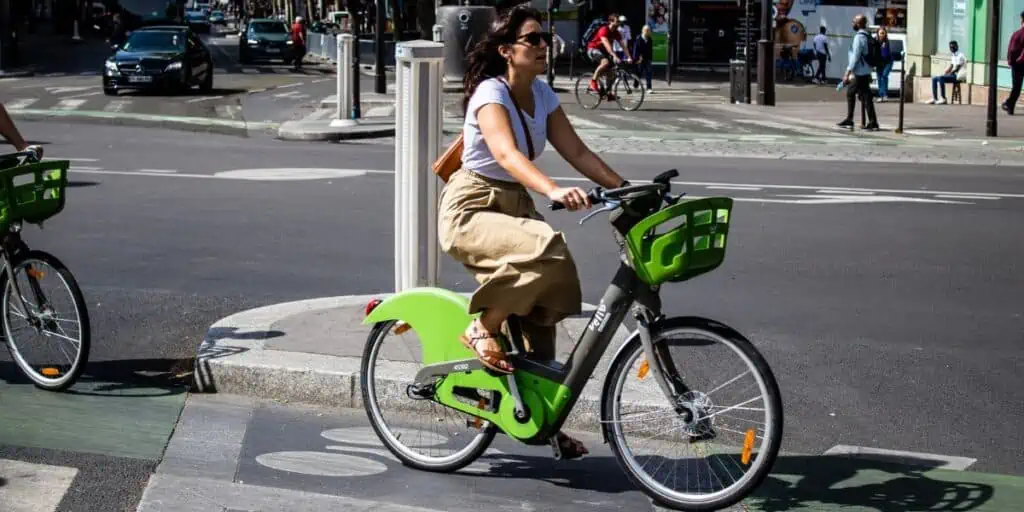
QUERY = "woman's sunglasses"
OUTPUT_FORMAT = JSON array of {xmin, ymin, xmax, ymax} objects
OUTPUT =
[{"xmin": 517, "ymin": 31, "xmax": 553, "ymax": 48}]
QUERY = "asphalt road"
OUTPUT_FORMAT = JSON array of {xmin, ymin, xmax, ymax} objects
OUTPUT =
[{"xmin": 0, "ymin": 120, "xmax": 1022, "ymax": 509}]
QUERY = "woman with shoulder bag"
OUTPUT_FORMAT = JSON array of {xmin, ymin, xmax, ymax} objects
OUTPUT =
[{"xmin": 434, "ymin": 5, "xmax": 627, "ymax": 459}]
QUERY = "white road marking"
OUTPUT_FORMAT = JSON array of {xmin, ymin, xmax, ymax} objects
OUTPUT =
[
  {"xmin": 70, "ymin": 166, "xmax": 102, "ymax": 171},
  {"xmin": 242, "ymin": 68, "xmax": 258, "ymax": 74},
  {"xmin": 79, "ymin": 71, "xmax": 100, "ymax": 76},
  {"xmin": 707, "ymin": 185, "xmax": 762, "ymax": 191},
  {"xmin": 136, "ymin": 169, "xmax": 178, "ymax": 174},
  {"xmin": 44, "ymin": 85, "xmax": 98, "ymax": 95},
  {"xmin": 215, "ymin": 104, "xmax": 242, "ymax": 119},
  {"xmin": 735, "ymin": 118, "xmax": 824, "ymax": 136},
  {"xmin": 186, "ymin": 95, "xmax": 224, "ymax": 103},
  {"xmin": 276, "ymin": 82, "xmax": 304, "ymax": 89},
  {"xmin": 312, "ymin": 78, "xmax": 331, "ymax": 83},
  {"xmin": 44, "ymin": 72, "xmax": 64, "ymax": 77},
  {"xmin": 679, "ymin": 117, "xmax": 731, "ymax": 131},
  {"xmin": 823, "ymin": 445, "xmax": 977, "ymax": 471},
  {"xmin": 816, "ymin": 189, "xmax": 875, "ymax": 195},
  {"xmin": 905, "ymin": 129, "xmax": 946, "ymax": 136},
  {"xmin": 6, "ymin": 98, "xmax": 38, "ymax": 109},
  {"xmin": 601, "ymin": 113, "xmax": 676, "ymax": 132},
  {"xmin": 62, "ymin": 91, "xmax": 103, "ymax": 99},
  {"xmin": 103, "ymin": 99, "xmax": 131, "ymax": 112},
  {"xmin": 274, "ymin": 90, "xmax": 304, "ymax": 98},
  {"xmin": 935, "ymin": 194, "xmax": 1000, "ymax": 200},
  {"xmin": 54, "ymin": 99, "xmax": 86, "ymax": 110},
  {"xmin": 566, "ymin": 114, "xmax": 612, "ymax": 130},
  {"xmin": 775, "ymin": 194, "xmax": 968, "ymax": 204},
  {"xmin": 255, "ymin": 451, "xmax": 387, "ymax": 477},
  {"xmin": 0, "ymin": 458, "xmax": 79, "ymax": 512}
]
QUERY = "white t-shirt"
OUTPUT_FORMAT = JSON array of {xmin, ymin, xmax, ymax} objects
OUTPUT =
[
  {"xmin": 950, "ymin": 51, "xmax": 967, "ymax": 80},
  {"xmin": 462, "ymin": 77, "xmax": 561, "ymax": 182},
  {"xmin": 813, "ymin": 34, "xmax": 828, "ymax": 54}
]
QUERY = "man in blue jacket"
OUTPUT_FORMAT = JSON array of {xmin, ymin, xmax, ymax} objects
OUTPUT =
[{"xmin": 838, "ymin": 14, "xmax": 879, "ymax": 130}]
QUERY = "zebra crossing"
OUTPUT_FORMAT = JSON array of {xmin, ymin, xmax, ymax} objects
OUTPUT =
[
  {"xmin": 5, "ymin": 95, "xmax": 246, "ymax": 120},
  {"xmin": 22, "ymin": 66, "xmax": 333, "ymax": 79},
  {"xmin": 0, "ymin": 458, "xmax": 78, "ymax": 512}
]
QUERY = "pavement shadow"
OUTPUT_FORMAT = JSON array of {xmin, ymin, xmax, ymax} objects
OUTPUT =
[
  {"xmin": 67, "ymin": 180, "xmax": 100, "ymax": 188},
  {"xmin": 0, "ymin": 476, "xmax": 5, "ymax": 487},
  {"xmin": 0, "ymin": 357, "xmax": 191, "ymax": 397},
  {"xmin": 464, "ymin": 453, "xmax": 637, "ymax": 495},
  {"xmin": 205, "ymin": 326, "xmax": 285, "ymax": 343},
  {"xmin": 749, "ymin": 454, "xmax": 994, "ymax": 511}
]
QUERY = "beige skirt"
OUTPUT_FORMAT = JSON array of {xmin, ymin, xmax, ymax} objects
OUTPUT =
[{"xmin": 438, "ymin": 169, "xmax": 582, "ymax": 360}]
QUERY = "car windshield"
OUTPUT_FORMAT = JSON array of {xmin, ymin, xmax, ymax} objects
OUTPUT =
[
  {"xmin": 122, "ymin": 31, "xmax": 185, "ymax": 52},
  {"xmin": 250, "ymin": 22, "xmax": 287, "ymax": 34}
]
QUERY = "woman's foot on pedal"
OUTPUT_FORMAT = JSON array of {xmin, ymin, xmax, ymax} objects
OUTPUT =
[
  {"xmin": 551, "ymin": 432, "xmax": 589, "ymax": 460},
  {"xmin": 460, "ymin": 319, "xmax": 514, "ymax": 374}
]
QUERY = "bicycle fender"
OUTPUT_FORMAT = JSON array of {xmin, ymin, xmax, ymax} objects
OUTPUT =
[{"xmin": 362, "ymin": 287, "xmax": 478, "ymax": 365}]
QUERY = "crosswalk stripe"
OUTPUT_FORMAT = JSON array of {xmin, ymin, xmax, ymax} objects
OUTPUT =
[
  {"xmin": 6, "ymin": 98, "xmax": 38, "ymax": 109},
  {"xmin": 601, "ymin": 113, "xmax": 676, "ymax": 132},
  {"xmin": 103, "ymin": 99, "xmax": 131, "ymax": 112},
  {"xmin": 566, "ymin": 114, "xmax": 612, "ymax": 130},
  {"xmin": 54, "ymin": 99, "xmax": 86, "ymax": 110},
  {"xmin": 0, "ymin": 459, "xmax": 78, "ymax": 512},
  {"xmin": 242, "ymin": 68, "xmax": 258, "ymax": 74},
  {"xmin": 735, "ymin": 118, "xmax": 824, "ymax": 136},
  {"xmin": 215, "ymin": 104, "xmax": 242, "ymax": 119}
]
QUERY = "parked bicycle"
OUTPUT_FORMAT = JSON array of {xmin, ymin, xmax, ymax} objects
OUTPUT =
[
  {"xmin": 574, "ymin": 63, "xmax": 647, "ymax": 111},
  {"xmin": 360, "ymin": 170, "xmax": 783, "ymax": 511},
  {"xmin": 0, "ymin": 150, "xmax": 90, "ymax": 391}
]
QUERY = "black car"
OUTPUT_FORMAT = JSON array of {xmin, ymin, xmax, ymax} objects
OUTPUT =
[
  {"xmin": 185, "ymin": 10, "xmax": 211, "ymax": 34},
  {"xmin": 239, "ymin": 19, "xmax": 293, "ymax": 64},
  {"xmin": 103, "ymin": 26, "xmax": 213, "ymax": 95}
]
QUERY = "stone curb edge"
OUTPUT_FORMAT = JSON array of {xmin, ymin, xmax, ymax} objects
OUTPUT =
[
  {"xmin": 10, "ymin": 108, "xmax": 278, "ymax": 137},
  {"xmin": 193, "ymin": 294, "xmax": 631, "ymax": 434}
]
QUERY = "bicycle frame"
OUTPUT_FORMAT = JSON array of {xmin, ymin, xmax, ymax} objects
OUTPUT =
[{"xmin": 363, "ymin": 260, "xmax": 684, "ymax": 445}]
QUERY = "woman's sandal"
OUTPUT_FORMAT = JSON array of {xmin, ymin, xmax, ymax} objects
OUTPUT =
[
  {"xmin": 460, "ymin": 330, "xmax": 514, "ymax": 374},
  {"xmin": 552, "ymin": 432, "xmax": 589, "ymax": 460}
]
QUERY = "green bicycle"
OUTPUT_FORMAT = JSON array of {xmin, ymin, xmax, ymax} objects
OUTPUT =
[
  {"xmin": 0, "ymin": 150, "xmax": 90, "ymax": 391},
  {"xmin": 360, "ymin": 170, "xmax": 782, "ymax": 511}
]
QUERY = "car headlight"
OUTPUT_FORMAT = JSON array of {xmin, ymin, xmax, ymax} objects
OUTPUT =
[
  {"xmin": 248, "ymin": 39, "xmax": 259, "ymax": 45},
  {"xmin": 165, "ymin": 61, "xmax": 183, "ymax": 71},
  {"xmin": 105, "ymin": 60, "xmax": 119, "ymax": 73},
  {"xmin": 286, "ymin": 40, "xmax": 294, "ymax": 45}
]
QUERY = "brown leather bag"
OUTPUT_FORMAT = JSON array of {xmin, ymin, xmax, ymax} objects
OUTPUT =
[{"xmin": 431, "ymin": 79, "xmax": 533, "ymax": 184}]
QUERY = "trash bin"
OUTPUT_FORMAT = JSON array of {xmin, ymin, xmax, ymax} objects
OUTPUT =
[
  {"xmin": 437, "ymin": 6, "xmax": 496, "ymax": 90},
  {"xmin": 729, "ymin": 59, "xmax": 747, "ymax": 104}
]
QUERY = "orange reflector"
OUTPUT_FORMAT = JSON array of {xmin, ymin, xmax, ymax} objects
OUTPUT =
[
  {"xmin": 741, "ymin": 429, "xmax": 756, "ymax": 465},
  {"xmin": 637, "ymin": 359, "xmax": 650, "ymax": 380},
  {"xmin": 27, "ymin": 268, "xmax": 45, "ymax": 279},
  {"xmin": 40, "ymin": 367, "xmax": 60, "ymax": 377},
  {"xmin": 471, "ymin": 399, "xmax": 487, "ymax": 429},
  {"xmin": 393, "ymin": 322, "xmax": 411, "ymax": 335}
]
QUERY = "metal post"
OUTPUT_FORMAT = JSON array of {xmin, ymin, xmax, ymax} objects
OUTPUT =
[
  {"xmin": 546, "ymin": 0, "xmax": 555, "ymax": 87},
  {"xmin": 744, "ymin": 0, "xmax": 752, "ymax": 104},
  {"xmin": 896, "ymin": 51, "xmax": 906, "ymax": 133},
  {"xmin": 987, "ymin": 0, "xmax": 1001, "ymax": 137},
  {"xmin": 332, "ymin": 34, "xmax": 356, "ymax": 127},
  {"xmin": 666, "ymin": 0, "xmax": 676, "ymax": 85},
  {"xmin": 756, "ymin": 0, "xmax": 775, "ymax": 106},
  {"xmin": 394, "ymin": 41, "xmax": 444, "ymax": 291},
  {"xmin": 353, "ymin": 9, "xmax": 362, "ymax": 119},
  {"xmin": 375, "ymin": 0, "xmax": 386, "ymax": 94}
]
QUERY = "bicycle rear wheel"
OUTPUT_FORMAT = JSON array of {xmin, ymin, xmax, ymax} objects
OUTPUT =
[
  {"xmin": 2, "ymin": 250, "xmax": 91, "ymax": 391},
  {"xmin": 602, "ymin": 317, "xmax": 782, "ymax": 511},
  {"xmin": 361, "ymin": 320, "xmax": 497, "ymax": 472},
  {"xmin": 574, "ymin": 74, "xmax": 603, "ymax": 110},
  {"xmin": 614, "ymin": 72, "xmax": 646, "ymax": 111}
]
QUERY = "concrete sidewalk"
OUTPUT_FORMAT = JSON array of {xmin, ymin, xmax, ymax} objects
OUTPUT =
[{"xmin": 193, "ymin": 295, "xmax": 631, "ymax": 433}]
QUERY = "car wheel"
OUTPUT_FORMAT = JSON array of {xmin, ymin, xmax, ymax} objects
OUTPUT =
[{"xmin": 103, "ymin": 87, "xmax": 117, "ymax": 96}]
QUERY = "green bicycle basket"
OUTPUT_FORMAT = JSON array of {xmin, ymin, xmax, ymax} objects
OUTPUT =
[
  {"xmin": 623, "ymin": 197, "xmax": 733, "ymax": 286},
  {"xmin": 0, "ymin": 160, "xmax": 70, "ymax": 233}
]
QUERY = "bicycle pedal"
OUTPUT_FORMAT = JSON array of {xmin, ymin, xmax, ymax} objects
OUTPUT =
[{"xmin": 549, "ymin": 436, "xmax": 564, "ymax": 460}]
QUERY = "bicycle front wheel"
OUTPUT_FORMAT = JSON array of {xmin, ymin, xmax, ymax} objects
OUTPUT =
[
  {"xmin": 361, "ymin": 319, "xmax": 497, "ymax": 473},
  {"xmin": 574, "ymin": 74, "xmax": 603, "ymax": 110},
  {"xmin": 2, "ymin": 250, "xmax": 91, "ymax": 391},
  {"xmin": 614, "ymin": 72, "xmax": 646, "ymax": 111},
  {"xmin": 602, "ymin": 317, "xmax": 783, "ymax": 511}
]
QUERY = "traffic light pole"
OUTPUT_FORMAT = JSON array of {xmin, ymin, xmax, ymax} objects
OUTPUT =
[
  {"xmin": 547, "ymin": 0, "xmax": 555, "ymax": 86},
  {"xmin": 375, "ymin": 0, "xmax": 386, "ymax": 94},
  {"xmin": 756, "ymin": 0, "xmax": 775, "ymax": 106},
  {"xmin": 986, "ymin": 0, "xmax": 1000, "ymax": 137}
]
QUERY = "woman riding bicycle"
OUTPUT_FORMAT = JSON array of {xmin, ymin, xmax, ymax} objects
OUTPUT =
[
  {"xmin": 439, "ymin": 5, "xmax": 627, "ymax": 459},
  {"xmin": 0, "ymin": 103, "xmax": 42, "ymax": 160}
]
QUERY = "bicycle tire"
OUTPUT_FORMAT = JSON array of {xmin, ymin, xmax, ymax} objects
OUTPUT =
[
  {"xmin": 574, "ymin": 74, "xmax": 603, "ymax": 110},
  {"xmin": 601, "ymin": 317, "xmax": 783, "ymax": 511},
  {"xmin": 613, "ymin": 72, "xmax": 646, "ymax": 112},
  {"xmin": 361, "ymin": 320, "xmax": 497, "ymax": 472},
  {"xmin": 1, "ymin": 250, "xmax": 91, "ymax": 391}
]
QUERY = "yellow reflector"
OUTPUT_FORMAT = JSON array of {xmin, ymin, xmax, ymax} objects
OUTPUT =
[
  {"xmin": 741, "ymin": 429, "xmax": 756, "ymax": 465},
  {"xmin": 40, "ymin": 367, "xmax": 60, "ymax": 377},
  {"xmin": 27, "ymin": 268, "xmax": 45, "ymax": 279},
  {"xmin": 637, "ymin": 359, "xmax": 650, "ymax": 380},
  {"xmin": 471, "ymin": 399, "xmax": 487, "ymax": 429},
  {"xmin": 393, "ymin": 322, "xmax": 411, "ymax": 335}
]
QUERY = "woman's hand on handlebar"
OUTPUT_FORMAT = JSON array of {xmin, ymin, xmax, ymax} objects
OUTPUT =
[{"xmin": 547, "ymin": 186, "xmax": 591, "ymax": 211}]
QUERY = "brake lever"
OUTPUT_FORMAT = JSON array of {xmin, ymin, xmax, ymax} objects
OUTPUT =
[{"xmin": 579, "ymin": 199, "xmax": 621, "ymax": 225}]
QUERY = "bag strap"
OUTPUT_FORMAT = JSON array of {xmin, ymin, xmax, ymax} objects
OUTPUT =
[{"xmin": 500, "ymin": 78, "xmax": 535, "ymax": 160}]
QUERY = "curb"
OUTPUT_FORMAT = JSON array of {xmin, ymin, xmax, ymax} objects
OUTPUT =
[
  {"xmin": 9, "ymin": 108, "xmax": 278, "ymax": 137},
  {"xmin": 193, "ymin": 294, "xmax": 632, "ymax": 434},
  {"xmin": 277, "ymin": 118, "xmax": 395, "ymax": 141}
]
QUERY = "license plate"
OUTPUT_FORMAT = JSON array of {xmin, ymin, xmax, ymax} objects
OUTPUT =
[
  {"xmin": 265, "ymin": 48, "xmax": 280, "ymax": 54},
  {"xmin": 128, "ymin": 75, "xmax": 153, "ymax": 83}
]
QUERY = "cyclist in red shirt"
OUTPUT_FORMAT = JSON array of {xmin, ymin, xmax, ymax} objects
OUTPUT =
[{"xmin": 586, "ymin": 14, "xmax": 631, "ymax": 97}]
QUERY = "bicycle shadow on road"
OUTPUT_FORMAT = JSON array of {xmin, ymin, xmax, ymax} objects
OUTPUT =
[
  {"xmin": 460, "ymin": 452, "xmax": 639, "ymax": 495},
  {"xmin": 0, "ymin": 357, "xmax": 191, "ymax": 398},
  {"xmin": 748, "ymin": 454, "xmax": 996, "ymax": 511}
]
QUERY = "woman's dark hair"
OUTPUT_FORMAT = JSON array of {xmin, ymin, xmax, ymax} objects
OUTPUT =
[{"xmin": 462, "ymin": 4, "xmax": 544, "ymax": 114}]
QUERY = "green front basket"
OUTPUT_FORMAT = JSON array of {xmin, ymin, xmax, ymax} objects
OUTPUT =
[
  {"xmin": 0, "ymin": 160, "xmax": 70, "ymax": 233},
  {"xmin": 623, "ymin": 197, "xmax": 733, "ymax": 286}
]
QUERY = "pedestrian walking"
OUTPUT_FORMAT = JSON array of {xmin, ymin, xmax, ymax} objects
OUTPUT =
[
  {"xmin": 812, "ymin": 26, "xmax": 831, "ymax": 84},
  {"xmin": 1003, "ymin": 10, "xmax": 1024, "ymax": 115},
  {"xmin": 290, "ymin": 15, "xmax": 307, "ymax": 71},
  {"xmin": 837, "ymin": 14, "xmax": 878, "ymax": 130},
  {"xmin": 633, "ymin": 25, "xmax": 654, "ymax": 92},
  {"xmin": 614, "ymin": 16, "xmax": 631, "ymax": 61},
  {"xmin": 876, "ymin": 27, "xmax": 894, "ymax": 102}
]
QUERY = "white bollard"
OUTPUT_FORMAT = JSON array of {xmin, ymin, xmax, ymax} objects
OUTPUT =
[
  {"xmin": 331, "ymin": 34, "xmax": 356, "ymax": 128},
  {"xmin": 394, "ymin": 41, "xmax": 444, "ymax": 292}
]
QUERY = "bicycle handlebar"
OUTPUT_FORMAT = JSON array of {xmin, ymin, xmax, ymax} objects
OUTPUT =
[{"xmin": 548, "ymin": 169, "xmax": 680, "ymax": 212}]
